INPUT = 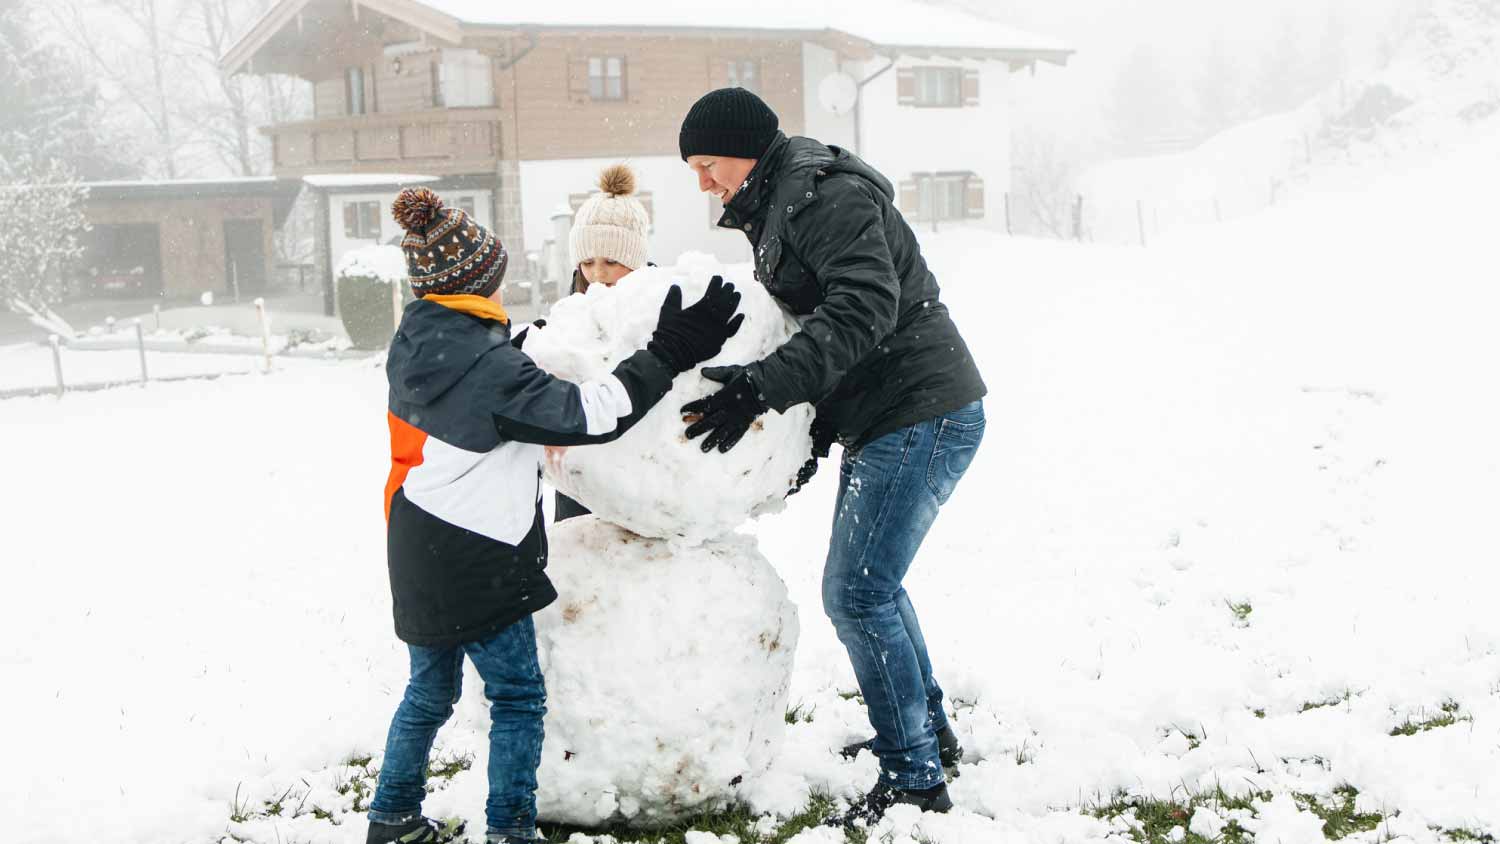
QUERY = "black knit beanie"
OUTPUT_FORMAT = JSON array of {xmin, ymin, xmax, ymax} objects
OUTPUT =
[{"xmin": 679, "ymin": 88, "xmax": 780, "ymax": 161}]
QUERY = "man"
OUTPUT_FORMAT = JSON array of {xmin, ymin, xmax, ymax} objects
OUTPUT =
[{"xmin": 678, "ymin": 88, "xmax": 988, "ymax": 826}]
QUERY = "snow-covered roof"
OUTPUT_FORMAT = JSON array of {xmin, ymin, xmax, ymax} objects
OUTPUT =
[
  {"xmin": 302, "ymin": 173, "xmax": 439, "ymax": 188},
  {"xmin": 420, "ymin": 0, "xmax": 1070, "ymax": 54},
  {"xmin": 83, "ymin": 177, "xmax": 282, "ymax": 189}
]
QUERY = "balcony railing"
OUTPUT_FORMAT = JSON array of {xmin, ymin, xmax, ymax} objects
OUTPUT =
[{"xmin": 265, "ymin": 108, "xmax": 503, "ymax": 177}]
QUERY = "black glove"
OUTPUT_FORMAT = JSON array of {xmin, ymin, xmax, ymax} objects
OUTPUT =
[
  {"xmin": 681, "ymin": 365, "xmax": 769, "ymax": 454},
  {"xmin": 785, "ymin": 456, "xmax": 819, "ymax": 497},
  {"xmin": 647, "ymin": 276, "xmax": 745, "ymax": 373},
  {"xmin": 510, "ymin": 318, "xmax": 546, "ymax": 350},
  {"xmin": 786, "ymin": 415, "xmax": 836, "ymax": 496}
]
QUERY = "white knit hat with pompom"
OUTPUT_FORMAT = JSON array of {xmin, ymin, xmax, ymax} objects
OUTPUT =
[{"xmin": 569, "ymin": 164, "xmax": 650, "ymax": 270}]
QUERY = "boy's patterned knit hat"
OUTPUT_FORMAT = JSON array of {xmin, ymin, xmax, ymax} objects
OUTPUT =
[
  {"xmin": 391, "ymin": 187, "xmax": 507, "ymax": 298},
  {"xmin": 569, "ymin": 164, "xmax": 650, "ymax": 271}
]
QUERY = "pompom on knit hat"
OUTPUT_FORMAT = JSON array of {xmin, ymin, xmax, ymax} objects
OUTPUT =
[
  {"xmin": 391, "ymin": 186, "xmax": 508, "ymax": 298},
  {"xmin": 568, "ymin": 164, "xmax": 650, "ymax": 271},
  {"xmin": 679, "ymin": 87, "xmax": 779, "ymax": 161}
]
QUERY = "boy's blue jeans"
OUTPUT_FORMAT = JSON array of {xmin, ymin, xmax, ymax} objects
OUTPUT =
[
  {"xmin": 368, "ymin": 616, "xmax": 546, "ymax": 839},
  {"xmin": 823, "ymin": 400, "xmax": 985, "ymax": 791}
]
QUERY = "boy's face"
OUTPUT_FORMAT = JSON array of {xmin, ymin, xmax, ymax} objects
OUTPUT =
[
  {"xmin": 687, "ymin": 155, "xmax": 757, "ymax": 204},
  {"xmin": 579, "ymin": 257, "xmax": 633, "ymax": 288}
]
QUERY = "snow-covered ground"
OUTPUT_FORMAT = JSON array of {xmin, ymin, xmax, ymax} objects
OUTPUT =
[{"xmin": 5, "ymin": 113, "xmax": 1500, "ymax": 844}]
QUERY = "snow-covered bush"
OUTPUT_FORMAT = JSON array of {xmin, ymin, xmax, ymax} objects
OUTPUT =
[
  {"xmin": 335, "ymin": 245, "xmax": 408, "ymax": 349},
  {"xmin": 530, "ymin": 517, "xmax": 798, "ymax": 827},
  {"xmin": 521, "ymin": 254, "xmax": 815, "ymax": 543}
]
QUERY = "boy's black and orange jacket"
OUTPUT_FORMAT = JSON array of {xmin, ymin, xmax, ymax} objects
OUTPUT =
[{"xmin": 384, "ymin": 294, "xmax": 674, "ymax": 647}]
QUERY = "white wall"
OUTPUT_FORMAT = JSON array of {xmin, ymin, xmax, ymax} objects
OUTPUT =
[
  {"xmin": 801, "ymin": 42, "xmax": 858, "ymax": 149},
  {"xmin": 327, "ymin": 188, "xmax": 493, "ymax": 278},
  {"xmin": 847, "ymin": 55, "xmax": 1013, "ymax": 228},
  {"xmin": 517, "ymin": 156, "xmax": 750, "ymax": 268}
]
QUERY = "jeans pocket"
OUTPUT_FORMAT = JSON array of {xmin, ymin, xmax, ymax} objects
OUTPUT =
[{"xmin": 926, "ymin": 413, "xmax": 985, "ymax": 504}]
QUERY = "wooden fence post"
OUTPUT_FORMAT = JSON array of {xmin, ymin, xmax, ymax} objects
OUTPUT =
[
  {"xmin": 1136, "ymin": 200, "xmax": 1147, "ymax": 246},
  {"xmin": 254, "ymin": 298, "xmax": 273, "ymax": 373},
  {"xmin": 49, "ymin": 334, "xmax": 64, "ymax": 397},
  {"xmin": 1003, "ymin": 192, "xmax": 1012, "ymax": 236},
  {"xmin": 135, "ymin": 319, "xmax": 148, "ymax": 385}
]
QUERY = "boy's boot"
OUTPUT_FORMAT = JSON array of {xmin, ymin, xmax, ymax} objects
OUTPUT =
[
  {"xmin": 829, "ymin": 781, "xmax": 953, "ymax": 829},
  {"xmin": 486, "ymin": 834, "xmax": 551, "ymax": 843},
  {"xmin": 840, "ymin": 724, "xmax": 965, "ymax": 777},
  {"xmin": 366, "ymin": 816, "xmax": 465, "ymax": 844}
]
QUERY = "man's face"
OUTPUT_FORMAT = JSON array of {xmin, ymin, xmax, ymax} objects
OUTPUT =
[{"xmin": 686, "ymin": 155, "xmax": 757, "ymax": 204}]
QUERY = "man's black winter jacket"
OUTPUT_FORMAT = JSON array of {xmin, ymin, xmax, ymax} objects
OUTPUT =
[{"xmin": 722, "ymin": 132, "xmax": 986, "ymax": 447}]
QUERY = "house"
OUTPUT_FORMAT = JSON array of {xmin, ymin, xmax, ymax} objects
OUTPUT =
[
  {"xmin": 78, "ymin": 177, "xmax": 301, "ymax": 302},
  {"xmin": 219, "ymin": 0, "xmax": 1070, "ymax": 310}
]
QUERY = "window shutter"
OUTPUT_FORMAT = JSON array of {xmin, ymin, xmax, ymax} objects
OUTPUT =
[
  {"xmin": 899, "ymin": 178, "xmax": 919, "ymax": 214},
  {"xmin": 896, "ymin": 68, "xmax": 916, "ymax": 106},
  {"xmin": 566, "ymin": 55, "xmax": 590, "ymax": 102},
  {"xmin": 962, "ymin": 69, "xmax": 980, "ymax": 107},
  {"xmin": 965, "ymin": 174, "xmax": 985, "ymax": 219}
]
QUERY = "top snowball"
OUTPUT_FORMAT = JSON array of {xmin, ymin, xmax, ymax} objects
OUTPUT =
[{"xmin": 521, "ymin": 255, "xmax": 814, "ymax": 544}]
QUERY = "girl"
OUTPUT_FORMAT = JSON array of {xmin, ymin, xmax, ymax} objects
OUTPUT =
[
  {"xmin": 568, "ymin": 163, "xmax": 651, "ymax": 294},
  {"xmin": 552, "ymin": 164, "xmax": 654, "ymax": 521}
]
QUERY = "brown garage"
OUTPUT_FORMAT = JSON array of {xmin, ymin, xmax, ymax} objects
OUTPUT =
[{"xmin": 80, "ymin": 178, "xmax": 302, "ymax": 303}]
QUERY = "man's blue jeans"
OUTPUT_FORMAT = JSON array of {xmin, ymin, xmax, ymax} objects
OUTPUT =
[
  {"xmin": 823, "ymin": 400, "xmax": 985, "ymax": 791},
  {"xmin": 368, "ymin": 616, "xmax": 546, "ymax": 839}
]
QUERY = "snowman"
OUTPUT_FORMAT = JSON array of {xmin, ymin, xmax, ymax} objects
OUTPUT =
[{"xmin": 511, "ymin": 254, "xmax": 810, "ymax": 828}]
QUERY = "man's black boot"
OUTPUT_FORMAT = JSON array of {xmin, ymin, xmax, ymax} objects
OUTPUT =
[
  {"xmin": 366, "ymin": 815, "xmax": 466, "ymax": 844},
  {"xmin": 829, "ymin": 781, "xmax": 954, "ymax": 829},
  {"xmin": 840, "ymin": 724, "xmax": 965, "ymax": 776}
]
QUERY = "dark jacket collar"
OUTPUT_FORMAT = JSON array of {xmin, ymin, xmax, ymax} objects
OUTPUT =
[
  {"xmin": 719, "ymin": 133, "xmax": 894, "ymax": 239},
  {"xmin": 387, "ymin": 298, "xmax": 510, "ymax": 407},
  {"xmin": 718, "ymin": 131, "xmax": 793, "ymax": 236}
]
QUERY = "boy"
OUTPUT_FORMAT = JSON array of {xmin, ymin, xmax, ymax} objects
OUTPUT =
[{"xmin": 368, "ymin": 187, "xmax": 742, "ymax": 844}]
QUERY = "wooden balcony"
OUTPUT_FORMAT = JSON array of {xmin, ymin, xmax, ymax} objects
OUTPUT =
[{"xmin": 265, "ymin": 108, "xmax": 503, "ymax": 178}]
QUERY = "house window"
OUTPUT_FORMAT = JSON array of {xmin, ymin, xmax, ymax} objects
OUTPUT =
[
  {"xmin": 343, "ymin": 200, "xmax": 382, "ymax": 239},
  {"xmin": 430, "ymin": 59, "xmax": 444, "ymax": 108},
  {"xmin": 588, "ymin": 57, "xmax": 626, "ymax": 100},
  {"xmin": 909, "ymin": 172, "xmax": 978, "ymax": 221},
  {"xmin": 439, "ymin": 49, "xmax": 494, "ymax": 108},
  {"xmin": 345, "ymin": 66, "xmax": 367, "ymax": 115},
  {"xmin": 727, "ymin": 59, "xmax": 760, "ymax": 94},
  {"xmin": 914, "ymin": 67, "xmax": 961, "ymax": 108},
  {"xmin": 457, "ymin": 196, "xmax": 477, "ymax": 217}
]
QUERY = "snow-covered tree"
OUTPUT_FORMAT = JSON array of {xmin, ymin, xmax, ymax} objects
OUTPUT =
[
  {"xmin": 1194, "ymin": 37, "xmax": 1244, "ymax": 137},
  {"xmin": 1255, "ymin": 16, "xmax": 1312, "ymax": 114},
  {"xmin": 0, "ymin": 153, "xmax": 89, "ymax": 313},
  {"xmin": 0, "ymin": 1, "xmax": 130, "ymax": 180},
  {"xmin": 1107, "ymin": 46, "xmax": 1184, "ymax": 155}
]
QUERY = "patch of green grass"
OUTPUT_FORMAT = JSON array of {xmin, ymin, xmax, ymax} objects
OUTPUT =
[
  {"xmin": 427, "ymin": 751, "xmax": 473, "ymax": 781},
  {"xmin": 1292, "ymin": 785, "xmax": 1386, "ymax": 838},
  {"xmin": 1226, "ymin": 600, "xmax": 1253, "ymax": 624},
  {"xmin": 1299, "ymin": 689, "xmax": 1355, "ymax": 713},
  {"xmin": 333, "ymin": 762, "xmax": 374, "ymax": 813},
  {"xmin": 538, "ymin": 794, "xmax": 844, "ymax": 844},
  {"xmin": 1088, "ymin": 785, "xmax": 1268, "ymax": 844},
  {"xmin": 1442, "ymin": 828, "xmax": 1497, "ymax": 843},
  {"xmin": 785, "ymin": 700, "xmax": 817, "ymax": 725},
  {"xmin": 229, "ymin": 783, "xmax": 254, "ymax": 824},
  {"xmin": 1390, "ymin": 700, "xmax": 1470, "ymax": 736}
]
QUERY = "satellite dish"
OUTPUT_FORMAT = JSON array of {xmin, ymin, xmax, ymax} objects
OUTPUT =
[{"xmin": 817, "ymin": 72, "xmax": 859, "ymax": 115}]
